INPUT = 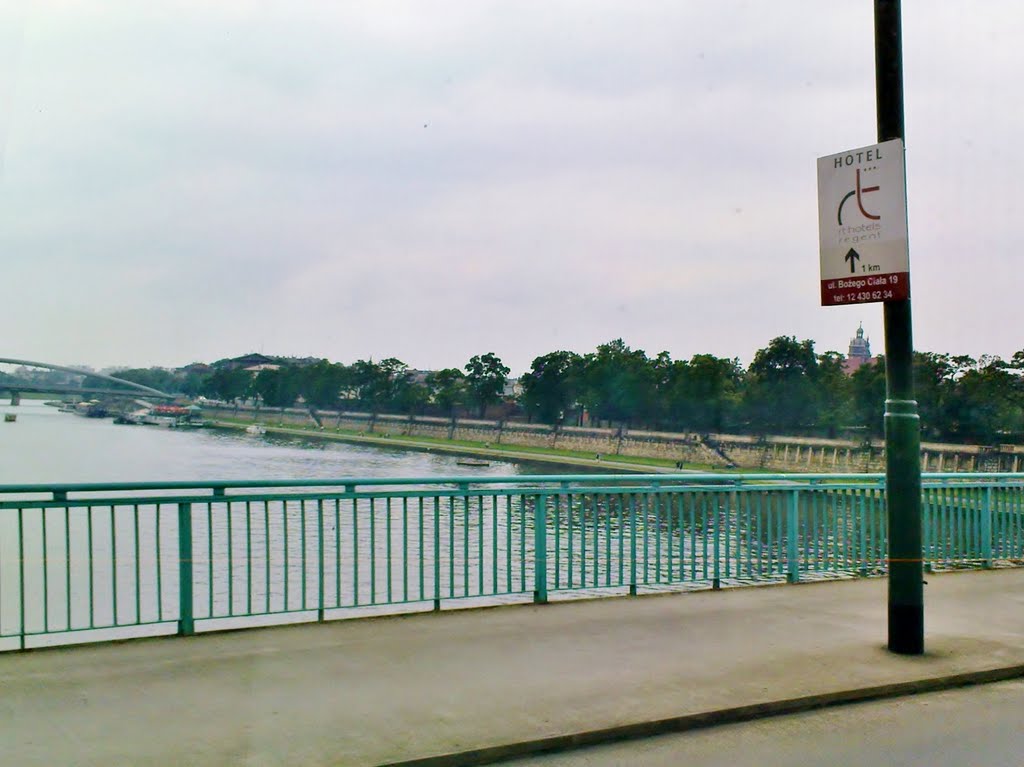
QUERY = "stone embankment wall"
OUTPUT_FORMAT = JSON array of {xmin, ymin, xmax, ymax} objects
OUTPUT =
[{"xmin": 206, "ymin": 406, "xmax": 1024, "ymax": 474}]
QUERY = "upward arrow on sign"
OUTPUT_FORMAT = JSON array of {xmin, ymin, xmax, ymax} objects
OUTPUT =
[{"xmin": 845, "ymin": 248, "xmax": 860, "ymax": 274}]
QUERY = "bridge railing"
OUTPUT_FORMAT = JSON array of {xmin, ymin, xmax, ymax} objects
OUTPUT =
[{"xmin": 1, "ymin": 473, "xmax": 1023, "ymax": 651}]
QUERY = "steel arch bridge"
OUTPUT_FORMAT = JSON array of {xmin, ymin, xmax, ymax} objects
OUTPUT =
[{"xmin": 0, "ymin": 358, "xmax": 175, "ymax": 400}]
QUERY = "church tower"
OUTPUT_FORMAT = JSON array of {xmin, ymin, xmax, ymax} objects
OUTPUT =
[{"xmin": 843, "ymin": 323, "xmax": 875, "ymax": 374}]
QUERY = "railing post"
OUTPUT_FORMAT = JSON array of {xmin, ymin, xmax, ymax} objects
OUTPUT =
[
  {"xmin": 629, "ymin": 494, "xmax": 638, "ymax": 596},
  {"xmin": 433, "ymin": 498, "xmax": 441, "ymax": 611},
  {"xmin": 982, "ymin": 485, "xmax": 993, "ymax": 568},
  {"xmin": 712, "ymin": 494, "xmax": 721, "ymax": 590},
  {"xmin": 317, "ymin": 499, "xmax": 325, "ymax": 621},
  {"xmin": 18, "ymin": 508, "xmax": 25, "ymax": 650},
  {"xmin": 177, "ymin": 502, "xmax": 195, "ymax": 636},
  {"xmin": 533, "ymin": 493, "xmax": 548, "ymax": 604},
  {"xmin": 857, "ymin": 491, "xmax": 869, "ymax": 577},
  {"xmin": 787, "ymin": 490, "xmax": 800, "ymax": 584}
]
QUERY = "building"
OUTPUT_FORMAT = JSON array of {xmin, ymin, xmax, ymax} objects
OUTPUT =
[
  {"xmin": 214, "ymin": 353, "xmax": 276, "ymax": 371},
  {"xmin": 842, "ymin": 323, "xmax": 876, "ymax": 375}
]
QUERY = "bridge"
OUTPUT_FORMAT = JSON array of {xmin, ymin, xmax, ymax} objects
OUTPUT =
[
  {"xmin": 0, "ymin": 472, "xmax": 1023, "ymax": 764},
  {"xmin": 0, "ymin": 357, "xmax": 175, "ymax": 403}
]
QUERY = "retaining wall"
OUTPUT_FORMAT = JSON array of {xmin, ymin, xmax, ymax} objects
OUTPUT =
[{"xmin": 206, "ymin": 406, "xmax": 1024, "ymax": 473}]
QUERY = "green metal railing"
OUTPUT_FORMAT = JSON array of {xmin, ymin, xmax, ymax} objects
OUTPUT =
[{"xmin": 1, "ymin": 473, "xmax": 1022, "ymax": 651}]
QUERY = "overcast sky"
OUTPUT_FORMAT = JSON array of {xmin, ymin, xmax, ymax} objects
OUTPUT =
[{"xmin": 1, "ymin": 1, "xmax": 1021, "ymax": 375}]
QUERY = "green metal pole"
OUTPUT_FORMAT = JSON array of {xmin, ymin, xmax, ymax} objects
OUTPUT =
[
  {"xmin": 875, "ymin": 0, "xmax": 923, "ymax": 655},
  {"xmin": 177, "ymin": 502, "xmax": 195, "ymax": 636},
  {"xmin": 533, "ymin": 494, "xmax": 548, "ymax": 604}
]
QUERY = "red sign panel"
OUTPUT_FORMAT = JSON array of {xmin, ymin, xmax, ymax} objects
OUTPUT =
[{"xmin": 820, "ymin": 271, "xmax": 909, "ymax": 306}]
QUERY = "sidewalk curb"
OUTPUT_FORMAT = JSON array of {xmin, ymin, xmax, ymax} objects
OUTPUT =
[{"xmin": 380, "ymin": 664, "xmax": 1024, "ymax": 767}]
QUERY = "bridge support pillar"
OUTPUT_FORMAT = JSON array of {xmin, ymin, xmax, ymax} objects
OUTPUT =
[{"xmin": 10, "ymin": 392, "xmax": 19, "ymax": 406}]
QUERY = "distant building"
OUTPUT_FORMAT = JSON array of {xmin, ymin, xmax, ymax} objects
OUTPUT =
[
  {"xmin": 408, "ymin": 370, "xmax": 432, "ymax": 386},
  {"xmin": 502, "ymin": 377, "xmax": 523, "ymax": 399},
  {"xmin": 842, "ymin": 324, "xmax": 876, "ymax": 375},
  {"xmin": 214, "ymin": 353, "xmax": 276, "ymax": 371}
]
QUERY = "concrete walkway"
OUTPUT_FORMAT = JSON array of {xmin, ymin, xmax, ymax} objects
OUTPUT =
[{"xmin": 2, "ymin": 569, "xmax": 1023, "ymax": 766}]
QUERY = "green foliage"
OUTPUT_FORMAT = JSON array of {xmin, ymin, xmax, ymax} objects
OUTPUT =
[
  {"xmin": 520, "ymin": 351, "xmax": 583, "ymax": 424},
  {"xmin": 944, "ymin": 358, "xmax": 1023, "ymax": 443},
  {"xmin": 742, "ymin": 336, "xmax": 821, "ymax": 433},
  {"xmin": 202, "ymin": 367, "xmax": 252, "ymax": 402},
  {"xmin": 578, "ymin": 339, "xmax": 657, "ymax": 426},
  {"xmin": 660, "ymin": 353, "xmax": 742, "ymax": 433},
  {"xmin": 253, "ymin": 367, "xmax": 302, "ymax": 408},
  {"xmin": 851, "ymin": 355, "xmax": 886, "ymax": 436},
  {"xmin": 426, "ymin": 368, "xmax": 467, "ymax": 416},
  {"xmin": 348, "ymin": 358, "xmax": 415, "ymax": 413},
  {"xmin": 816, "ymin": 351, "xmax": 853, "ymax": 438},
  {"xmin": 464, "ymin": 353, "xmax": 510, "ymax": 417},
  {"xmin": 912, "ymin": 352, "xmax": 956, "ymax": 440},
  {"xmin": 76, "ymin": 334, "xmax": 1024, "ymax": 446}
]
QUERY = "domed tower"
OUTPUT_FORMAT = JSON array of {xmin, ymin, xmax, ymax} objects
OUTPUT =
[{"xmin": 843, "ymin": 323, "xmax": 875, "ymax": 374}]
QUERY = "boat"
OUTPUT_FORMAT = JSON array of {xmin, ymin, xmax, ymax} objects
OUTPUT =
[
  {"xmin": 245, "ymin": 424, "xmax": 267, "ymax": 435},
  {"xmin": 134, "ymin": 405, "xmax": 206, "ymax": 428},
  {"xmin": 456, "ymin": 459, "xmax": 490, "ymax": 467},
  {"xmin": 74, "ymin": 401, "xmax": 108, "ymax": 418},
  {"xmin": 4, "ymin": 413, "xmax": 15, "ymax": 423}
]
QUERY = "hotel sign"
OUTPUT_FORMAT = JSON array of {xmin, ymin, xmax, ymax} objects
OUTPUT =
[{"xmin": 817, "ymin": 139, "xmax": 909, "ymax": 306}]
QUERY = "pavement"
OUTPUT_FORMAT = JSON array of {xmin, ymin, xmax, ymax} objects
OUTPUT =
[{"xmin": 2, "ymin": 569, "xmax": 1024, "ymax": 766}]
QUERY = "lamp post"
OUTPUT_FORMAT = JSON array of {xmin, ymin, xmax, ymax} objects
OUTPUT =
[{"xmin": 875, "ymin": 0, "xmax": 924, "ymax": 655}]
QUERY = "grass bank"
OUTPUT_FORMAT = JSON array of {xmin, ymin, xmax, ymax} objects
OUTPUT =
[{"xmin": 209, "ymin": 416, "xmax": 731, "ymax": 474}]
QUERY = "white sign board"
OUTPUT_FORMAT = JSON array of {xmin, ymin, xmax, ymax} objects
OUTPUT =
[{"xmin": 817, "ymin": 139, "xmax": 909, "ymax": 306}]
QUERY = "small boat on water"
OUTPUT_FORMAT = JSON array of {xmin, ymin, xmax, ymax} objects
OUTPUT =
[
  {"xmin": 456, "ymin": 459, "xmax": 490, "ymax": 467},
  {"xmin": 122, "ymin": 405, "xmax": 206, "ymax": 428},
  {"xmin": 4, "ymin": 413, "xmax": 16, "ymax": 423},
  {"xmin": 245, "ymin": 424, "xmax": 267, "ymax": 435}
]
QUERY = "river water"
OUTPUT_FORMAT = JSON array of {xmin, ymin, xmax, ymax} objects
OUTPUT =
[
  {"xmin": 0, "ymin": 401, "xmax": 647, "ymax": 648},
  {"xmin": 1, "ymin": 402, "xmax": 851, "ymax": 650},
  {"xmin": 0, "ymin": 400, "xmax": 566, "ymax": 484}
]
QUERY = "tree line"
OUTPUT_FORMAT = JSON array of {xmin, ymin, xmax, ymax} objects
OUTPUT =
[{"xmin": 88, "ymin": 338, "xmax": 1024, "ymax": 445}]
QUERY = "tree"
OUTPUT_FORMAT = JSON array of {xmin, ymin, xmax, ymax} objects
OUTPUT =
[
  {"xmin": 520, "ymin": 351, "xmax": 583, "ymax": 424},
  {"xmin": 662, "ymin": 354, "xmax": 743, "ymax": 433},
  {"xmin": 201, "ymin": 367, "xmax": 252, "ymax": 402},
  {"xmin": 426, "ymin": 368, "xmax": 468, "ymax": 417},
  {"xmin": 578, "ymin": 339, "xmax": 657, "ymax": 427},
  {"xmin": 743, "ymin": 336, "xmax": 820, "ymax": 433},
  {"xmin": 296, "ymin": 360, "xmax": 348, "ymax": 409},
  {"xmin": 464, "ymin": 353, "xmax": 510, "ymax": 417},
  {"xmin": 850, "ymin": 356, "xmax": 886, "ymax": 437},
  {"xmin": 913, "ymin": 352, "xmax": 956, "ymax": 440},
  {"xmin": 253, "ymin": 367, "xmax": 301, "ymax": 409},
  {"xmin": 946, "ymin": 358, "xmax": 1023, "ymax": 443},
  {"xmin": 816, "ymin": 351, "xmax": 853, "ymax": 438},
  {"xmin": 349, "ymin": 358, "xmax": 414, "ymax": 412}
]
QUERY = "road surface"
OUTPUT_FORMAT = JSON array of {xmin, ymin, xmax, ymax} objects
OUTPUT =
[{"xmin": 505, "ymin": 679, "xmax": 1024, "ymax": 767}]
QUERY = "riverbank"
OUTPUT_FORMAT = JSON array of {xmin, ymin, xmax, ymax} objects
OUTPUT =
[
  {"xmin": 209, "ymin": 418, "xmax": 713, "ymax": 474},
  {"xmin": 204, "ymin": 406, "xmax": 1024, "ymax": 474}
]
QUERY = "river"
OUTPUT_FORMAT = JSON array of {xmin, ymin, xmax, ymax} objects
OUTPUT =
[
  {"xmin": 0, "ymin": 400, "xmax": 638, "ymax": 648},
  {"xmin": 0, "ymin": 400, "xmax": 571, "ymax": 484},
  {"xmin": 0, "ymin": 402, "xmax": 817, "ymax": 650}
]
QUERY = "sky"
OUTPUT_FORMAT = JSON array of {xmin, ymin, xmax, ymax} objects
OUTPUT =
[{"xmin": 1, "ymin": 1, "xmax": 1022, "ymax": 376}]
